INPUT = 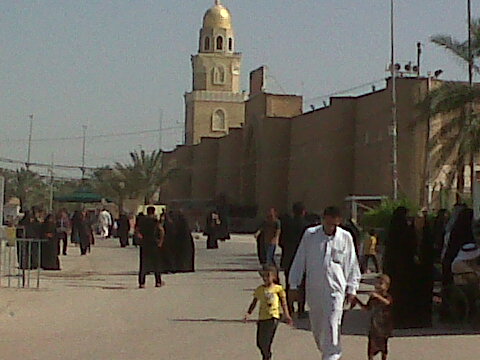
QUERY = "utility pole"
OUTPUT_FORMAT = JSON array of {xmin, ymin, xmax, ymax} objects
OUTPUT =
[
  {"xmin": 159, "ymin": 108, "xmax": 163, "ymax": 151},
  {"xmin": 26, "ymin": 114, "xmax": 34, "ymax": 170},
  {"xmin": 81, "ymin": 125, "xmax": 87, "ymax": 180},
  {"xmin": 390, "ymin": 0, "xmax": 399, "ymax": 200},
  {"xmin": 468, "ymin": 0, "xmax": 473, "ymax": 87}
]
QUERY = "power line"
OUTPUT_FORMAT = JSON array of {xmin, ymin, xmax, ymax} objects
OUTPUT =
[
  {"xmin": 0, "ymin": 156, "xmax": 97, "ymax": 171},
  {"xmin": 1, "ymin": 125, "xmax": 183, "ymax": 144},
  {"xmin": 304, "ymin": 78, "xmax": 386, "ymax": 103}
]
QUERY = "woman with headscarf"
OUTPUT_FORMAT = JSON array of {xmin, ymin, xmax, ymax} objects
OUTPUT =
[
  {"xmin": 442, "ymin": 208, "xmax": 474, "ymax": 287},
  {"xmin": 174, "ymin": 211, "xmax": 195, "ymax": 272},
  {"xmin": 77, "ymin": 210, "xmax": 93, "ymax": 255},
  {"xmin": 117, "ymin": 212, "xmax": 131, "ymax": 248},
  {"xmin": 204, "ymin": 210, "xmax": 221, "ymax": 249},
  {"xmin": 40, "ymin": 214, "xmax": 60, "ymax": 270},
  {"xmin": 384, "ymin": 206, "xmax": 418, "ymax": 328}
]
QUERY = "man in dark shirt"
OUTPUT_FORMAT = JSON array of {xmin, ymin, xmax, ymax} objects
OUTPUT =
[
  {"xmin": 137, "ymin": 207, "xmax": 165, "ymax": 288},
  {"xmin": 280, "ymin": 202, "xmax": 309, "ymax": 316}
]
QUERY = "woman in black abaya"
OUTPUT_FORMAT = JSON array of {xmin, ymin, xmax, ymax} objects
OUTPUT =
[
  {"xmin": 40, "ymin": 214, "xmax": 60, "ymax": 270},
  {"xmin": 384, "ymin": 207, "xmax": 419, "ymax": 328},
  {"xmin": 174, "ymin": 211, "xmax": 195, "ymax": 272}
]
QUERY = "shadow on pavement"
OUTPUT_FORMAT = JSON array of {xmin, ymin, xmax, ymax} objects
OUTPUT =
[
  {"xmin": 171, "ymin": 318, "xmax": 247, "ymax": 324},
  {"xmin": 295, "ymin": 310, "xmax": 480, "ymax": 337},
  {"xmin": 198, "ymin": 268, "xmax": 260, "ymax": 273}
]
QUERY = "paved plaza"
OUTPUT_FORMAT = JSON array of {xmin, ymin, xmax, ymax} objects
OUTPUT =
[{"xmin": 0, "ymin": 234, "xmax": 479, "ymax": 360}]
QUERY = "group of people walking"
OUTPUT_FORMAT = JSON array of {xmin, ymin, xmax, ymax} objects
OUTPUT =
[
  {"xmin": 135, "ymin": 207, "xmax": 195, "ymax": 288},
  {"xmin": 16, "ymin": 207, "xmax": 94, "ymax": 271}
]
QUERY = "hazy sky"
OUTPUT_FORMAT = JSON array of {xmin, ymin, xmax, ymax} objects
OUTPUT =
[{"xmin": 1, "ymin": 0, "xmax": 478, "ymax": 178}]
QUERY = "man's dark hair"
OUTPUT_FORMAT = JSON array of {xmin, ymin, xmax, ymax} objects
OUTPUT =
[
  {"xmin": 147, "ymin": 206, "xmax": 156, "ymax": 215},
  {"xmin": 323, "ymin": 206, "xmax": 341, "ymax": 218},
  {"xmin": 292, "ymin": 202, "xmax": 306, "ymax": 216}
]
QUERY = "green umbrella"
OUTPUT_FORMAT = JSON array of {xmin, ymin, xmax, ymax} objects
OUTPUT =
[{"xmin": 54, "ymin": 188, "xmax": 108, "ymax": 203}]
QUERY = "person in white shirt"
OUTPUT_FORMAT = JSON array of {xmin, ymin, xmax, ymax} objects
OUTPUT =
[
  {"xmin": 289, "ymin": 206, "xmax": 361, "ymax": 360},
  {"xmin": 98, "ymin": 209, "xmax": 112, "ymax": 238}
]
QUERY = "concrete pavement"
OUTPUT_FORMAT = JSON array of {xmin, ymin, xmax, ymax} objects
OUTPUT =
[{"xmin": 0, "ymin": 234, "xmax": 479, "ymax": 360}]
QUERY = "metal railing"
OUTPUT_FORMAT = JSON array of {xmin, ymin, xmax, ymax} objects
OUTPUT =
[{"xmin": 0, "ymin": 238, "xmax": 47, "ymax": 289}]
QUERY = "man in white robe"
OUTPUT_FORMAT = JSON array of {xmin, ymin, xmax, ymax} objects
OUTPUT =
[
  {"xmin": 98, "ymin": 209, "xmax": 112, "ymax": 238},
  {"xmin": 289, "ymin": 206, "xmax": 361, "ymax": 360}
]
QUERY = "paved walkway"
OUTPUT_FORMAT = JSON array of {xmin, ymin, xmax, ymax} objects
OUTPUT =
[{"xmin": 0, "ymin": 234, "xmax": 479, "ymax": 360}]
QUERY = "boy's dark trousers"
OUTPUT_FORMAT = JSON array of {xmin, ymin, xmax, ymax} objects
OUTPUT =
[
  {"xmin": 362, "ymin": 254, "xmax": 379, "ymax": 273},
  {"xmin": 257, "ymin": 318, "xmax": 278, "ymax": 360}
]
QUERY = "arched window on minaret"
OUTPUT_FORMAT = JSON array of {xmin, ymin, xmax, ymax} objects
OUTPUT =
[
  {"xmin": 212, "ymin": 109, "xmax": 226, "ymax": 131},
  {"xmin": 228, "ymin": 38, "xmax": 233, "ymax": 51},
  {"xmin": 213, "ymin": 66, "xmax": 226, "ymax": 84},
  {"xmin": 216, "ymin": 36, "xmax": 223, "ymax": 50},
  {"xmin": 204, "ymin": 37, "xmax": 210, "ymax": 51}
]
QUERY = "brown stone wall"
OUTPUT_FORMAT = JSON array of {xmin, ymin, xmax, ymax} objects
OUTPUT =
[
  {"xmin": 160, "ymin": 145, "xmax": 193, "ymax": 203},
  {"xmin": 266, "ymin": 95, "xmax": 303, "ymax": 118},
  {"xmin": 216, "ymin": 128, "xmax": 244, "ymax": 204},
  {"xmin": 243, "ymin": 93, "xmax": 302, "ymax": 215},
  {"xmin": 255, "ymin": 117, "xmax": 292, "ymax": 215},
  {"xmin": 288, "ymin": 98, "xmax": 356, "ymax": 213},
  {"xmin": 353, "ymin": 78, "xmax": 430, "ymax": 204},
  {"xmin": 191, "ymin": 138, "xmax": 219, "ymax": 200}
]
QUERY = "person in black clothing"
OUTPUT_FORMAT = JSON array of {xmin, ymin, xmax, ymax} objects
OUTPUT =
[
  {"xmin": 415, "ymin": 210, "xmax": 434, "ymax": 327},
  {"xmin": 384, "ymin": 207, "xmax": 420, "ymax": 328},
  {"xmin": 442, "ymin": 207, "xmax": 474, "ymax": 287},
  {"xmin": 77, "ymin": 210, "xmax": 92, "ymax": 255},
  {"xmin": 137, "ymin": 206, "xmax": 166, "ymax": 288},
  {"xmin": 341, "ymin": 218, "xmax": 361, "ymax": 257},
  {"xmin": 55, "ymin": 209, "xmax": 70, "ymax": 255},
  {"xmin": 173, "ymin": 211, "xmax": 195, "ymax": 273},
  {"xmin": 40, "ymin": 214, "xmax": 60, "ymax": 270},
  {"xmin": 133, "ymin": 212, "xmax": 145, "ymax": 247},
  {"xmin": 204, "ymin": 210, "xmax": 221, "ymax": 249},
  {"xmin": 117, "ymin": 212, "xmax": 131, "ymax": 247},
  {"xmin": 280, "ymin": 202, "xmax": 309, "ymax": 316},
  {"xmin": 433, "ymin": 209, "xmax": 448, "ymax": 262},
  {"xmin": 17, "ymin": 210, "xmax": 41, "ymax": 270}
]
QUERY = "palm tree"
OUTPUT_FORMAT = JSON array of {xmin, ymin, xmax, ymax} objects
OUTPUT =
[
  {"xmin": 431, "ymin": 18, "xmax": 480, "ymax": 75},
  {"xmin": 6, "ymin": 168, "xmax": 49, "ymax": 211},
  {"xmin": 425, "ymin": 19, "xmax": 480, "ymax": 199},
  {"xmin": 90, "ymin": 166, "xmax": 136, "ymax": 210},
  {"xmin": 116, "ymin": 150, "xmax": 164, "ymax": 204}
]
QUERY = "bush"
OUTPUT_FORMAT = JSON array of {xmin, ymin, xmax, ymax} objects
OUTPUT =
[{"xmin": 361, "ymin": 198, "xmax": 419, "ymax": 230}]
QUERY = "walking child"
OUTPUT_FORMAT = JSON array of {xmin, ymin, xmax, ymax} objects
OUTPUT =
[
  {"xmin": 356, "ymin": 274, "xmax": 393, "ymax": 360},
  {"xmin": 244, "ymin": 266, "xmax": 293, "ymax": 360},
  {"xmin": 362, "ymin": 229, "xmax": 380, "ymax": 273}
]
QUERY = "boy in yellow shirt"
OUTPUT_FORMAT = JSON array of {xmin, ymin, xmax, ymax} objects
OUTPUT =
[
  {"xmin": 244, "ymin": 266, "xmax": 293, "ymax": 360},
  {"xmin": 363, "ymin": 229, "xmax": 380, "ymax": 273}
]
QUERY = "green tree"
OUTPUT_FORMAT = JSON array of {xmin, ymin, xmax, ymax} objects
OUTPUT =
[
  {"xmin": 423, "ymin": 20, "xmax": 480, "ymax": 199},
  {"xmin": 90, "ymin": 150, "xmax": 169, "ymax": 207},
  {"xmin": 6, "ymin": 168, "xmax": 49, "ymax": 211},
  {"xmin": 116, "ymin": 150, "xmax": 164, "ymax": 205}
]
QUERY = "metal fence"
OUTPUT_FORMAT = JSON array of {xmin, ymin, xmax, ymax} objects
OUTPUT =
[{"xmin": 0, "ymin": 238, "xmax": 47, "ymax": 288}]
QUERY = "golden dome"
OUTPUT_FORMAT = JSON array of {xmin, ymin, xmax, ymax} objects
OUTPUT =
[{"xmin": 203, "ymin": 1, "xmax": 232, "ymax": 29}]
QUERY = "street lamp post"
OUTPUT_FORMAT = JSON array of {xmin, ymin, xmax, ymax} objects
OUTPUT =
[
  {"xmin": 390, "ymin": 0, "xmax": 399, "ymax": 200},
  {"xmin": 81, "ymin": 125, "xmax": 87, "ymax": 180}
]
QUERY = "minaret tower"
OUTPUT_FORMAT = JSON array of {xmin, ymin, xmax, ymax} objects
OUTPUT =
[{"xmin": 184, "ymin": 0, "xmax": 246, "ymax": 145}]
